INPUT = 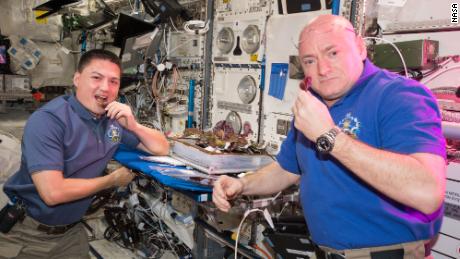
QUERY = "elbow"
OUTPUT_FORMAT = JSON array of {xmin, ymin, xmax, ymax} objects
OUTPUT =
[
  {"xmin": 418, "ymin": 199, "xmax": 443, "ymax": 215},
  {"xmin": 416, "ymin": 188, "xmax": 444, "ymax": 215},
  {"xmin": 142, "ymin": 138, "xmax": 170, "ymax": 156},
  {"xmin": 40, "ymin": 191, "xmax": 62, "ymax": 206},
  {"xmin": 157, "ymin": 139, "xmax": 170, "ymax": 156}
]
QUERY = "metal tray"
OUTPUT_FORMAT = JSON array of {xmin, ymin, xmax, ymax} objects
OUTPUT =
[{"xmin": 171, "ymin": 139, "xmax": 273, "ymax": 174}]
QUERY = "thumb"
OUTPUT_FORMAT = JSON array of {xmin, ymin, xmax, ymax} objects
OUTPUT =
[{"xmin": 224, "ymin": 180, "xmax": 242, "ymax": 198}]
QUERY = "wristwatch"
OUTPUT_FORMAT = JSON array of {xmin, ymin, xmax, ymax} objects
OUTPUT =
[{"xmin": 315, "ymin": 126, "xmax": 341, "ymax": 154}]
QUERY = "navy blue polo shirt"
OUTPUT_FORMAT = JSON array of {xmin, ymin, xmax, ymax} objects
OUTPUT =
[
  {"xmin": 4, "ymin": 95, "xmax": 140, "ymax": 225},
  {"xmin": 276, "ymin": 59, "xmax": 446, "ymax": 249}
]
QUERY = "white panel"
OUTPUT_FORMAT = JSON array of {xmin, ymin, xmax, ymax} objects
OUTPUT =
[
  {"xmin": 0, "ymin": 0, "xmax": 62, "ymax": 42},
  {"xmin": 442, "ymin": 179, "xmax": 460, "ymax": 237},
  {"xmin": 215, "ymin": 0, "xmax": 274, "ymax": 18},
  {"xmin": 447, "ymin": 162, "xmax": 460, "ymax": 181},
  {"xmin": 211, "ymin": 67, "xmax": 262, "ymax": 141},
  {"xmin": 432, "ymin": 162, "xmax": 460, "ymax": 258},
  {"xmin": 168, "ymin": 32, "xmax": 203, "ymax": 58},
  {"xmin": 263, "ymin": 12, "xmax": 327, "ymax": 114},
  {"xmin": 213, "ymin": 16, "xmax": 266, "ymax": 64},
  {"xmin": 432, "ymin": 233, "xmax": 460, "ymax": 259},
  {"xmin": 262, "ymin": 113, "xmax": 293, "ymax": 154},
  {"xmin": 29, "ymin": 42, "xmax": 75, "ymax": 88},
  {"xmin": 378, "ymin": 0, "xmax": 460, "ymax": 33},
  {"xmin": 431, "ymin": 250, "xmax": 454, "ymax": 259},
  {"xmin": 260, "ymin": 10, "xmax": 329, "ymax": 152}
]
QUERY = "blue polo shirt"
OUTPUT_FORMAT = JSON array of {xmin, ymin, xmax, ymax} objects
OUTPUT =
[
  {"xmin": 4, "ymin": 95, "xmax": 140, "ymax": 225},
  {"xmin": 276, "ymin": 60, "xmax": 446, "ymax": 249}
]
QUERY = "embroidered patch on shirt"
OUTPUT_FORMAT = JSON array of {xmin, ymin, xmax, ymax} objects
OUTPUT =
[
  {"xmin": 338, "ymin": 112, "xmax": 361, "ymax": 138},
  {"xmin": 107, "ymin": 124, "xmax": 121, "ymax": 143}
]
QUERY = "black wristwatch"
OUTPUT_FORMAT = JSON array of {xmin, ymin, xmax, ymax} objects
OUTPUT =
[{"xmin": 315, "ymin": 126, "xmax": 341, "ymax": 154}]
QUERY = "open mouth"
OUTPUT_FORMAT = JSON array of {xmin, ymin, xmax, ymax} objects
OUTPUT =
[{"xmin": 95, "ymin": 94, "xmax": 108, "ymax": 106}]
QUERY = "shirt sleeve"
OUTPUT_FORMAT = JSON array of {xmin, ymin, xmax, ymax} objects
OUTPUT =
[
  {"xmin": 378, "ymin": 78, "xmax": 446, "ymax": 158},
  {"xmin": 276, "ymin": 121, "xmax": 301, "ymax": 174},
  {"xmin": 23, "ymin": 111, "xmax": 65, "ymax": 173},
  {"xmin": 121, "ymin": 128, "xmax": 141, "ymax": 148}
]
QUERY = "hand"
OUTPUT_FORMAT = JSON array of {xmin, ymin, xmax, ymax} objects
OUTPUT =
[
  {"xmin": 111, "ymin": 166, "xmax": 135, "ymax": 187},
  {"xmin": 212, "ymin": 175, "xmax": 244, "ymax": 212},
  {"xmin": 292, "ymin": 90, "xmax": 335, "ymax": 141},
  {"xmin": 106, "ymin": 102, "xmax": 138, "ymax": 131}
]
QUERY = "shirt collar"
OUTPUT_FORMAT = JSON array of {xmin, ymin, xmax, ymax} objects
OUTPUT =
[
  {"xmin": 353, "ymin": 58, "xmax": 380, "ymax": 89},
  {"xmin": 68, "ymin": 94, "xmax": 107, "ymax": 122}
]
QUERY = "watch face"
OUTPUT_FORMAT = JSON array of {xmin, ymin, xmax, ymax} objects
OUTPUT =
[{"xmin": 316, "ymin": 136, "xmax": 333, "ymax": 153}]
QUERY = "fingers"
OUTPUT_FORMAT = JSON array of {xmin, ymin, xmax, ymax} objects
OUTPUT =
[
  {"xmin": 212, "ymin": 176, "xmax": 243, "ymax": 212},
  {"xmin": 112, "ymin": 166, "xmax": 135, "ymax": 187},
  {"xmin": 105, "ymin": 102, "xmax": 131, "ymax": 118},
  {"xmin": 105, "ymin": 102, "xmax": 136, "ymax": 130},
  {"xmin": 212, "ymin": 177, "xmax": 231, "ymax": 212},
  {"xmin": 106, "ymin": 102, "xmax": 124, "ymax": 119},
  {"xmin": 212, "ymin": 188, "xmax": 232, "ymax": 212}
]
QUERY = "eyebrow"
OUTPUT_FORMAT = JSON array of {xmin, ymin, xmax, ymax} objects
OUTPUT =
[
  {"xmin": 324, "ymin": 45, "xmax": 336, "ymax": 52},
  {"xmin": 90, "ymin": 71, "xmax": 120, "ymax": 80},
  {"xmin": 90, "ymin": 71, "xmax": 103, "ymax": 76},
  {"xmin": 300, "ymin": 44, "xmax": 337, "ymax": 59}
]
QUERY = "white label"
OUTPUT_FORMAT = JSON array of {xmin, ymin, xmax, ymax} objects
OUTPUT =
[
  {"xmin": 286, "ymin": 248, "xmax": 311, "ymax": 256},
  {"xmin": 200, "ymin": 193, "xmax": 208, "ymax": 201},
  {"xmin": 378, "ymin": 0, "xmax": 407, "ymax": 7},
  {"xmin": 299, "ymin": 238, "xmax": 310, "ymax": 244},
  {"xmin": 12, "ymin": 78, "xmax": 28, "ymax": 90},
  {"xmin": 445, "ymin": 202, "xmax": 460, "ymax": 221},
  {"xmin": 452, "ymin": 3, "xmax": 459, "ymax": 23},
  {"xmin": 445, "ymin": 180, "xmax": 460, "ymax": 206}
]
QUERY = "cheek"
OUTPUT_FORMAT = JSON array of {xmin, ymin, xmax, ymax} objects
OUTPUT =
[{"xmin": 109, "ymin": 87, "xmax": 119, "ymax": 96}]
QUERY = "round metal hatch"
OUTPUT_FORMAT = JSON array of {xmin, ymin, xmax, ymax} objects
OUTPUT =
[
  {"xmin": 241, "ymin": 25, "xmax": 260, "ymax": 54},
  {"xmin": 216, "ymin": 27, "xmax": 235, "ymax": 54},
  {"xmin": 225, "ymin": 111, "xmax": 242, "ymax": 134},
  {"xmin": 237, "ymin": 75, "xmax": 257, "ymax": 104}
]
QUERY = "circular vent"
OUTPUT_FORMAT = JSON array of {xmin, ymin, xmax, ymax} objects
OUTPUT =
[
  {"xmin": 237, "ymin": 75, "xmax": 257, "ymax": 104},
  {"xmin": 225, "ymin": 111, "xmax": 242, "ymax": 134},
  {"xmin": 216, "ymin": 27, "xmax": 235, "ymax": 54},
  {"xmin": 241, "ymin": 25, "xmax": 260, "ymax": 54}
]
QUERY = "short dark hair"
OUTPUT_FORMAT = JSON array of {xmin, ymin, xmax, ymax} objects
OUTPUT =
[{"xmin": 77, "ymin": 49, "xmax": 121, "ymax": 73}]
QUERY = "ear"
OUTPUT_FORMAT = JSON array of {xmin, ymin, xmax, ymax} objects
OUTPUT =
[
  {"xmin": 73, "ymin": 72, "xmax": 80, "ymax": 88},
  {"xmin": 356, "ymin": 36, "xmax": 367, "ymax": 60}
]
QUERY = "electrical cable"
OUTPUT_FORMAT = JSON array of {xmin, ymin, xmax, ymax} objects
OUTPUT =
[
  {"xmin": 135, "ymin": 200, "xmax": 184, "ymax": 256},
  {"xmin": 421, "ymin": 64, "xmax": 460, "ymax": 85},
  {"xmin": 140, "ymin": 0, "xmax": 156, "ymax": 19},
  {"xmin": 252, "ymin": 244, "xmax": 272, "ymax": 259},
  {"xmin": 170, "ymin": 17, "xmax": 180, "ymax": 32},
  {"xmin": 364, "ymin": 36, "xmax": 408, "ymax": 78},
  {"xmin": 158, "ymin": 219, "xmax": 180, "ymax": 258},
  {"xmin": 127, "ymin": 0, "xmax": 134, "ymax": 13},
  {"xmin": 163, "ymin": 26, "xmax": 168, "ymax": 58},
  {"xmin": 234, "ymin": 208, "xmax": 274, "ymax": 259}
]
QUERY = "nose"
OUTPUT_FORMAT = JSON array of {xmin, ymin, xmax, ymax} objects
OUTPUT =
[
  {"xmin": 99, "ymin": 79, "xmax": 109, "ymax": 92},
  {"xmin": 317, "ymin": 58, "xmax": 331, "ymax": 76}
]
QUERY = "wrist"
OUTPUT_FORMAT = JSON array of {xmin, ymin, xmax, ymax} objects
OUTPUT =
[
  {"xmin": 330, "ymin": 128, "xmax": 348, "ymax": 155},
  {"xmin": 128, "ymin": 121, "xmax": 140, "ymax": 133},
  {"xmin": 239, "ymin": 177, "xmax": 248, "ymax": 196},
  {"xmin": 315, "ymin": 126, "xmax": 341, "ymax": 154},
  {"xmin": 107, "ymin": 172, "xmax": 118, "ymax": 188}
]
